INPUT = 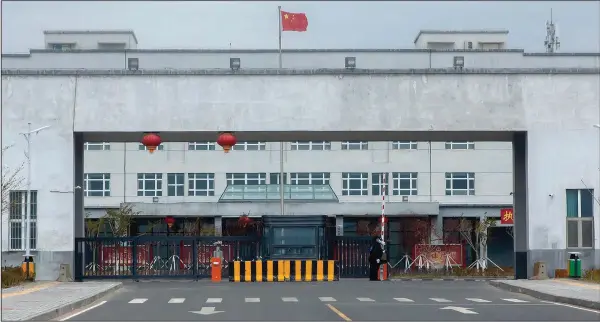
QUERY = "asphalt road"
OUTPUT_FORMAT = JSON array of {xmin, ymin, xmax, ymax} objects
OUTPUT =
[{"xmin": 55, "ymin": 280, "xmax": 600, "ymax": 321}]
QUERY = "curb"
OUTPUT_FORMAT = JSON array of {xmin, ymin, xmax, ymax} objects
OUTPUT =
[
  {"xmin": 489, "ymin": 281, "xmax": 600, "ymax": 310},
  {"xmin": 392, "ymin": 277, "xmax": 513, "ymax": 281},
  {"xmin": 25, "ymin": 283, "xmax": 122, "ymax": 321}
]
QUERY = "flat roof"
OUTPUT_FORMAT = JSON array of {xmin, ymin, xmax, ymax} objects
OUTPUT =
[
  {"xmin": 43, "ymin": 30, "xmax": 138, "ymax": 44},
  {"xmin": 414, "ymin": 29, "xmax": 509, "ymax": 44}
]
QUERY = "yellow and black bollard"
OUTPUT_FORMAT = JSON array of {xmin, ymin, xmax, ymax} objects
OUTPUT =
[{"xmin": 21, "ymin": 256, "xmax": 35, "ymax": 281}]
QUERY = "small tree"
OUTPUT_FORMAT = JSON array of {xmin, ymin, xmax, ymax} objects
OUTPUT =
[
  {"xmin": 1, "ymin": 145, "xmax": 25, "ymax": 215},
  {"xmin": 104, "ymin": 204, "xmax": 140, "ymax": 237},
  {"xmin": 457, "ymin": 216, "xmax": 497, "ymax": 270}
]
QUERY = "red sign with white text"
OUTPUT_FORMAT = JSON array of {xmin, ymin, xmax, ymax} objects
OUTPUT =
[{"xmin": 500, "ymin": 208, "xmax": 514, "ymax": 225}]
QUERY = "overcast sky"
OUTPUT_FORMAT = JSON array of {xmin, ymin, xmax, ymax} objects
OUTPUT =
[{"xmin": 2, "ymin": 1, "xmax": 599, "ymax": 53}]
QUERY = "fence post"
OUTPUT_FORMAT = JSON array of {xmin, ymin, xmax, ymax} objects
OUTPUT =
[
  {"xmin": 132, "ymin": 238, "xmax": 137, "ymax": 277},
  {"xmin": 74, "ymin": 239, "xmax": 83, "ymax": 282},
  {"xmin": 193, "ymin": 238, "xmax": 199, "ymax": 279}
]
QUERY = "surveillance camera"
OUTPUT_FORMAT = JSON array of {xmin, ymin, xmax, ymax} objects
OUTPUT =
[
  {"xmin": 75, "ymin": 186, "xmax": 82, "ymax": 189},
  {"xmin": 548, "ymin": 193, "xmax": 554, "ymax": 197}
]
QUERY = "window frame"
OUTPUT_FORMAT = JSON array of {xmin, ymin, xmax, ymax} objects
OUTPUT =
[
  {"xmin": 392, "ymin": 172, "xmax": 418, "ymax": 196},
  {"xmin": 371, "ymin": 173, "xmax": 389, "ymax": 196},
  {"xmin": 445, "ymin": 172, "xmax": 475, "ymax": 196},
  {"xmin": 188, "ymin": 142, "xmax": 216, "ymax": 151},
  {"xmin": 566, "ymin": 189, "xmax": 595, "ymax": 249},
  {"xmin": 139, "ymin": 144, "xmax": 164, "ymax": 151},
  {"xmin": 137, "ymin": 173, "xmax": 163, "ymax": 197},
  {"xmin": 232, "ymin": 142, "xmax": 267, "ymax": 151},
  {"xmin": 341, "ymin": 141, "xmax": 368, "ymax": 150},
  {"xmin": 290, "ymin": 141, "xmax": 331, "ymax": 151},
  {"xmin": 342, "ymin": 172, "xmax": 369, "ymax": 196},
  {"xmin": 445, "ymin": 141, "xmax": 475, "ymax": 150},
  {"xmin": 84, "ymin": 173, "xmax": 111, "ymax": 197},
  {"xmin": 84, "ymin": 142, "xmax": 111, "ymax": 151},
  {"xmin": 269, "ymin": 173, "xmax": 288, "ymax": 185},
  {"xmin": 289, "ymin": 172, "xmax": 330, "ymax": 185},
  {"xmin": 8, "ymin": 190, "xmax": 38, "ymax": 251},
  {"xmin": 167, "ymin": 173, "xmax": 185, "ymax": 197},
  {"xmin": 188, "ymin": 173, "xmax": 215, "ymax": 196},
  {"xmin": 226, "ymin": 173, "xmax": 267, "ymax": 185},
  {"xmin": 392, "ymin": 141, "xmax": 418, "ymax": 150}
]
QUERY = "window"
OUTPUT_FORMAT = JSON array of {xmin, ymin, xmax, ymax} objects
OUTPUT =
[
  {"xmin": 226, "ymin": 173, "xmax": 266, "ymax": 185},
  {"xmin": 372, "ymin": 173, "xmax": 389, "ymax": 196},
  {"xmin": 50, "ymin": 43, "xmax": 73, "ymax": 51},
  {"xmin": 290, "ymin": 141, "xmax": 331, "ymax": 151},
  {"xmin": 566, "ymin": 189, "xmax": 594, "ymax": 248},
  {"xmin": 188, "ymin": 142, "xmax": 216, "ymax": 151},
  {"xmin": 139, "ymin": 144, "xmax": 164, "ymax": 151},
  {"xmin": 341, "ymin": 141, "xmax": 368, "ymax": 150},
  {"xmin": 272, "ymin": 227, "xmax": 317, "ymax": 258},
  {"xmin": 98, "ymin": 43, "xmax": 126, "ymax": 50},
  {"xmin": 269, "ymin": 173, "xmax": 288, "ymax": 185},
  {"xmin": 232, "ymin": 142, "xmax": 266, "ymax": 151},
  {"xmin": 8, "ymin": 191, "xmax": 37, "ymax": 251},
  {"xmin": 445, "ymin": 172, "xmax": 475, "ymax": 195},
  {"xmin": 167, "ymin": 173, "xmax": 184, "ymax": 196},
  {"xmin": 290, "ymin": 173, "xmax": 330, "ymax": 185},
  {"xmin": 342, "ymin": 172, "xmax": 368, "ymax": 196},
  {"xmin": 445, "ymin": 141, "xmax": 475, "ymax": 150},
  {"xmin": 392, "ymin": 172, "xmax": 418, "ymax": 196},
  {"xmin": 84, "ymin": 173, "xmax": 111, "ymax": 197},
  {"xmin": 392, "ymin": 141, "xmax": 417, "ymax": 150},
  {"xmin": 188, "ymin": 173, "xmax": 215, "ymax": 196},
  {"xmin": 137, "ymin": 173, "xmax": 163, "ymax": 196},
  {"xmin": 84, "ymin": 143, "xmax": 110, "ymax": 151}
]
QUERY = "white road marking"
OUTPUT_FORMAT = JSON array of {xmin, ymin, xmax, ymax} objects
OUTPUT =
[
  {"xmin": 430, "ymin": 298, "xmax": 452, "ymax": 303},
  {"xmin": 502, "ymin": 298, "xmax": 528, "ymax": 303},
  {"xmin": 440, "ymin": 306, "xmax": 478, "ymax": 314},
  {"xmin": 282, "ymin": 297, "xmax": 298, "ymax": 302},
  {"xmin": 206, "ymin": 298, "xmax": 222, "ymax": 303},
  {"xmin": 394, "ymin": 298, "xmax": 414, "ymax": 302},
  {"xmin": 168, "ymin": 298, "xmax": 185, "ymax": 303},
  {"xmin": 59, "ymin": 301, "xmax": 107, "ymax": 321},
  {"xmin": 319, "ymin": 297, "xmax": 337, "ymax": 302},
  {"xmin": 466, "ymin": 298, "xmax": 491, "ymax": 303},
  {"xmin": 541, "ymin": 300, "xmax": 600, "ymax": 313},
  {"xmin": 129, "ymin": 298, "xmax": 148, "ymax": 304},
  {"xmin": 245, "ymin": 297, "xmax": 260, "ymax": 303},
  {"xmin": 357, "ymin": 297, "xmax": 375, "ymax": 302}
]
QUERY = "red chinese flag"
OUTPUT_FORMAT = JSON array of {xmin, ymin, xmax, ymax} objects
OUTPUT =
[{"xmin": 281, "ymin": 10, "xmax": 308, "ymax": 32}]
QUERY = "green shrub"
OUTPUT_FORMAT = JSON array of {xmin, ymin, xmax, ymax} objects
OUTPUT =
[{"xmin": 1, "ymin": 266, "xmax": 27, "ymax": 288}]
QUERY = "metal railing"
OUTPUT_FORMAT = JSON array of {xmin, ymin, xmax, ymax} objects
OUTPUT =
[{"xmin": 74, "ymin": 236, "xmax": 261, "ymax": 281}]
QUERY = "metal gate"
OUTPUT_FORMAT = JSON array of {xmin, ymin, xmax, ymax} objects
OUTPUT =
[
  {"xmin": 328, "ymin": 236, "xmax": 372, "ymax": 278},
  {"xmin": 74, "ymin": 236, "xmax": 261, "ymax": 281}
]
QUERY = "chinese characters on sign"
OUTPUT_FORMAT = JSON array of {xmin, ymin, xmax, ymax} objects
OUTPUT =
[{"xmin": 500, "ymin": 208, "xmax": 514, "ymax": 225}]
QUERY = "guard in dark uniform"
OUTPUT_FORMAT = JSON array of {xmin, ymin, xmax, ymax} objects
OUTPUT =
[{"xmin": 368, "ymin": 236, "xmax": 384, "ymax": 281}]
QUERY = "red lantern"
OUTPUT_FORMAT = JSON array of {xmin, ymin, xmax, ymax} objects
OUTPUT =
[
  {"xmin": 141, "ymin": 133, "xmax": 162, "ymax": 153},
  {"xmin": 216, "ymin": 132, "xmax": 237, "ymax": 153},
  {"xmin": 165, "ymin": 216, "xmax": 175, "ymax": 229},
  {"xmin": 238, "ymin": 214, "xmax": 252, "ymax": 227}
]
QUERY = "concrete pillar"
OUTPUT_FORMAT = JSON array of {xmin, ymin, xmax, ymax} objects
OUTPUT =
[
  {"xmin": 431, "ymin": 215, "xmax": 444, "ymax": 244},
  {"xmin": 513, "ymin": 132, "xmax": 529, "ymax": 279},
  {"xmin": 335, "ymin": 216, "xmax": 344, "ymax": 236},
  {"xmin": 73, "ymin": 133, "xmax": 85, "ymax": 280},
  {"xmin": 214, "ymin": 216, "xmax": 223, "ymax": 237}
]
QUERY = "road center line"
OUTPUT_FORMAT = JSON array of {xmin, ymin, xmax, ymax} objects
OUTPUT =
[
  {"xmin": 59, "ymin": 301, "xmax": 107, "ymax": 321},
  {"xmin": 326, "ymin": 304, "xmax": 352, "ymax": 322}
]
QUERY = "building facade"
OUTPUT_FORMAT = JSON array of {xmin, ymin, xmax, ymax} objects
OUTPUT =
[{"xmin": 2, "ymin": 29, "xmax": 598, "ymax": 280}]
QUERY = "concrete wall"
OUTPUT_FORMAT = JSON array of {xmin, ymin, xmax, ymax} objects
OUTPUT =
[
  {"xmin": 2, "ymin": 70, "xmax": 599, "ymax": 279},
  {"xmin": 414, "ymin": 32, "xmax": 508, "ymax": 49},
  {"xmin": 44, "ymin": 32, "xmax": 138, "ymax": 50},
  {"xmin": 2, "ymin": 50, "xmax": 599, "ymax": 69}
]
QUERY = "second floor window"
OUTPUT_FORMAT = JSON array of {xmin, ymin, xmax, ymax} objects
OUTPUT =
[
  {"xmin": 139, "ymin": 144, "xmax": 164, "ymax": 151},
  {"xmin": 167, "ymin": 173, "xmax": 184, "ymax": 197},
  {"xmin": 341, "ymin": 141, "xmax": 368, "ymax": 150},
  {"xmin": 232, "ymin": 142, "xmax": 267, "ymax": 151},
  {"xmin": 290, "ymin": 172, "xmax": 330, "ymax": 185},
  {"xmin": 372, "ymin": 173, "xmax": 389, "ymax": 196},
  {"xmin": 84, "ymin": 173, "xmax": 111, "ymax": 197},
  {"xmin": 445, "ymin": 141, "xmax": 475, "ymax": 150},
  {"xmin": 445, "ymin": 172, "xmax": 475, "ymax": 195},
  {"xmin": 392, "ymin": 172, "xmax": 418, "ymax": 196},
  {"xmin": 188, "ymin": 142, "xmax": 216, "ymax": 151},
  {"xmin": 188, "ymin": 173, "xmax": 215, "ymax": 196},
  {"xmin": 290, "ymin": 141, "xmax": 331, "ymax": 151},
  {"xmin": 84, "ymin": 143, "xmax": 111, "ymax": 151},
  {"xmin": 392, "ymin": 141, "xmax": 417, "ymax": 150},
  {"xmin": 137, "ymin": 173, "xmax": 163, "ymax": 196}
]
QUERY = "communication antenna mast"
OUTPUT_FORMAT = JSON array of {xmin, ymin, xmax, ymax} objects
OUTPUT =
[{"xmin": 544, "ymin": 9, "xmax": 560, "ymax": 53}]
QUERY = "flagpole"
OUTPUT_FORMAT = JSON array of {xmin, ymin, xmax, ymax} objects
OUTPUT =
[{"xmin": 278, "ymin": 5, "xmax": 285, "ymax": 216}]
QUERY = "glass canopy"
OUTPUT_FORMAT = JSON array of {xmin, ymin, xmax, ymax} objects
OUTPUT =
[{"xmin": 218, "ymin": 184, "xmax": 339, "ymax": 202}]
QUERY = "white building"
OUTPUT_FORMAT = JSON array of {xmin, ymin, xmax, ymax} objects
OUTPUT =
[{"xmin": 1, "ymin": 29, "xmax": 598, "ymax": 280}]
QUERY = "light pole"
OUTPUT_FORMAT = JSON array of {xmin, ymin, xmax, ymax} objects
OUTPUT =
[{"xmin": 19, "ymin": 122, "xmax": 51, "ymax": 275}]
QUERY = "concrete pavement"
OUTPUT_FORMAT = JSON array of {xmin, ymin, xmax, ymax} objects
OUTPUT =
[
  {"xmin": 490, "ymin": 279, "xmax": 600, "ymax": 310},
  {"xmin": 56, "ymin": 280, "xmax": 600, "ymax": 321},
  {"xmin": 1, "ymin": 281, "xmax": 122, "ymax": 321}
]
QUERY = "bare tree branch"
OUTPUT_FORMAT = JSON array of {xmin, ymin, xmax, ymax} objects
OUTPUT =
[{"xmin": 1, "ymin": 145, "xmax": 25, "ymax": 215}]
